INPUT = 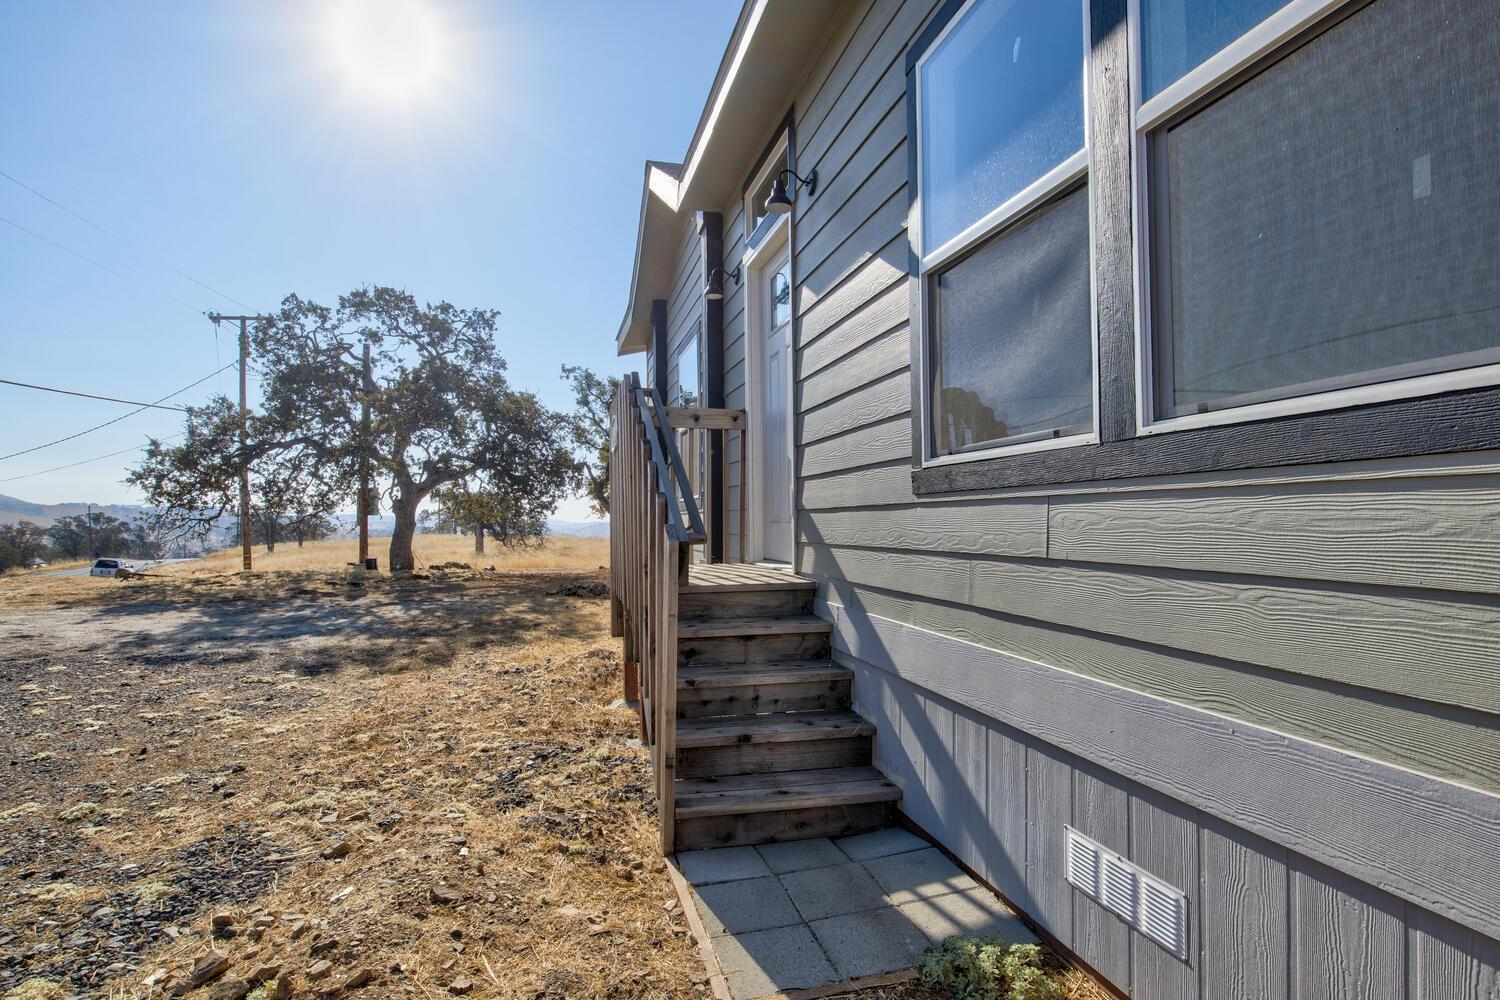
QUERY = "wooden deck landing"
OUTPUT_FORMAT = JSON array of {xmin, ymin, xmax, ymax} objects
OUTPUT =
[{"xmin": 686, "ymin": 563, "xmax": 813, "ymax": 592}]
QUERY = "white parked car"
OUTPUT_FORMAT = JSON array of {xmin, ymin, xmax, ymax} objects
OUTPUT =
[{"xmin": 89, "ymin": 558, "xmax": 131, "ymax": 578}]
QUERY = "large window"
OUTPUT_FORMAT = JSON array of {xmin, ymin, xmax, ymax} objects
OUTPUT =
[
  {"xmin": 916, "ymin": 0, "xmax": 1092, "ymax": 460},
  {"xmin": 1138, "ymin": 0, "xmax": 1500, "ymax": 428},
  {"xmin": 1139, "ymin": 0, "xmax": 1290, "ymax": 101},
  {"xmin": 675, "ymin": 332, "xmax": 701, "ymax": 407}
]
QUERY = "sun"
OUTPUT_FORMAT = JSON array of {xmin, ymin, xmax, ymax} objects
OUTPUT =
[{"xmin": 323, "ymin": 0, "xmax": 447, "ymax": 105}]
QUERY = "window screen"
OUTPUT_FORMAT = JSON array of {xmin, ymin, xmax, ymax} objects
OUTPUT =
[
  {"xmin": 932, "ymin": 185, "xmax": 1092, "ymax": 455},
  {"xmin": 919, "ymin": 0, "xmax": 1084, "ymax": 252},
  {"xmin": 1140, "ymin": 0, "xmax": 1290, "ymax": 100},
  {"xmin": 1153, "ymin": 0, "xmax": 1500, "ymax": 419}
]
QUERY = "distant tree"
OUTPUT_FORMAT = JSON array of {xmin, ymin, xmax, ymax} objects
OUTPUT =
[
  {"xmin": 131, "ymin": 287, "xmax": 579, "ymax": 570},
  {"xmin": 0, "ymin": 521, "xmax": 49, "ymax": 572},
  {"xmin": 561, "ymin": 365, "xmax": 619, "ymax": 518},
  {"xmin": 288, "ymin": 512, "xmax": 338, "ymax": 547},
  {"xmin": 431, "ymin": 470, "xmax": 566, "ymax": 554},
  {"xmin": 130, "ymin": 399, "xmax": 350, "ymax": 551},
  {"xmin": 46, "ymin": 513, "xmax": 134, "ymax": 559}
]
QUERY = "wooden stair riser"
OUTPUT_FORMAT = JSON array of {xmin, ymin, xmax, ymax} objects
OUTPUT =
[
  {"xmin": 675, "ymin": 801, "xmax": 895, "ymax": 851},
  {"xmin": 677, "ymin": 632, "xmax": 830, "ymax": 667},
  {"xmin": 676, "ymin": 677, "xmax": 851, "ymax": 719},
  {"xmin": 678, "ymin": 587, "xmax": 815, "ymax": 622},
  {"xmin": 675, "ymin": 734, "xmax": 872, "ymax": 779}
]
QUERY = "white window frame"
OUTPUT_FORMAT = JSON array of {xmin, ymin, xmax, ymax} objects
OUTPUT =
[
  {"xmin": 675, "ymin": 330, "xmax": 702, "ymax": 407},
  {"xmin": 742, "ymin": 132, "xmax": 790, "ymax": 267},
  {"xmin": 913, "ymin": 0, "xmax": 1100, "ymax": 469},
  {"xmin": 1128, "ymin": 0, "xmax": 1500, "ymax": 436}
]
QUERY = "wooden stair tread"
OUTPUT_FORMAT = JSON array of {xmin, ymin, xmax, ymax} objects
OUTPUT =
[
  {"xmin": 685, "ymin": 564, "xmax": 816, "ymax": 593},
  {"xmin": 679, "ymin": 661, "xmax": 849, "ymax": 688},
  {"xmin": 675, "ymin": 766, "xmax": 900, "ymax": 818},
  {"xmin": 675, "ymin": 711, "xmax": 874, "ymax": 748},
  {"xmin": 677, "ymin": 615, "xmax": 832, "ymax": 638}
]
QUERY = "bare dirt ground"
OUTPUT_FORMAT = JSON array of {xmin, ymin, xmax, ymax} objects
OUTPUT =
[
  {"xmin": 1, "ymin": 538, "xmax": 717, "ymax": 1000},
  {"xmin": 0, "ymin": 538, "xmax": 1099, "ymax": 1000}
]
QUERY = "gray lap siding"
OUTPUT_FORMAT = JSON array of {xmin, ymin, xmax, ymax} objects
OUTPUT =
[{"xmin": 682, "ymin": 0, "xmax": 1500, "ymax": 994}]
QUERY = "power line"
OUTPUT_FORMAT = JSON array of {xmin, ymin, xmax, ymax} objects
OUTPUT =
[
  {"xmin": 0, "ymin": 362, "xmax": 236, "ymax": 463},
  {"xmin": 0, "ymin": 378, "xmax": 189, "ymax": 412},
  {"xmin": 0, "ymin": 434, "xmax": 183, "ymax": 485},
  {"xmin": 0, "ymin": 169, "xmax": 255, "ymax": 312},
  {"xmin": 0, "ymin": 213, "xmax": 208, "ymax": 316}
]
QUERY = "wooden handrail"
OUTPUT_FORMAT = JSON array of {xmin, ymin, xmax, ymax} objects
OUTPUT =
[
  {"xmin": 608, "ymin": 372, "xmax": 697, "ymax": 853},
  {"xmin": 608, "ymin": 379, "xmax": 754, "ymax": 851},
  {"xmin": 665, "ymin": 406, "xmax": 745, "ymax": 430},
  {"xmin": 648, "ymin": 386, "xmax": 707, "ymax": 542},
  {"xmin": 633, "ymin": 383, "xmax": 695, "ymax": 543}
]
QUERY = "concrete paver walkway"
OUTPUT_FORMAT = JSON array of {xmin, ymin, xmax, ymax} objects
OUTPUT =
[{"xmin": 677, "ymin": 828, "xmax": 1037, "ymax": 999}]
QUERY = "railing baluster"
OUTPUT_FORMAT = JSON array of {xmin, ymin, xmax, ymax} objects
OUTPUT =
[{"xmin": 607, "ymin": 381, "xmax": 748, "ymax": 850}]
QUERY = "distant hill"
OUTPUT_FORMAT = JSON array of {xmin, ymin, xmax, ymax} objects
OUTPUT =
[
  {"xmin": 1, "ymin": 493, "xmax": 608, "ymax": 540},
  {"xmin": 0, "ymin": 494, "xmax": 148, "ymax": 528},
  {"xmin": 546, "ymin": 519, "xmax": 609, "ymax": 538}
]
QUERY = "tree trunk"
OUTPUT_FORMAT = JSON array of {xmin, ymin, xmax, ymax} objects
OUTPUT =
[
  {"xmin": 473, "ymin": 522, "xmax": 485, "ymax": 554},
  {"xmin": 389, "ymin": 494, "xmax": 420, "ymax": 570}
]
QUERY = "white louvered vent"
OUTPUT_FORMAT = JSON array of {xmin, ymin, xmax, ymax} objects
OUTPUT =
[{"xmin": 1064, "ymin": 827, "xmax": 1188, "ymax": 960}]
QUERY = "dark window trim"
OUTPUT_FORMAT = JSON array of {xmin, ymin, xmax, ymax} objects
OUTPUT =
[
  {"xmin": 908, "ymin": 0, "xmax": 1500, "ymax": 496},
  {"xmin": 740, "ymin": 108, "xmax": 798, "ymax": 255}
]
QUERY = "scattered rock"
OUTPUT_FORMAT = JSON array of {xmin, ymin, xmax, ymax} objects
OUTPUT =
[
  {"xmin": 209, "ymin": 979, "xmax": 253, "ymax": 1000},
  {"xmin": 247, "ymin": 962, "xmax": 282, "ymax": 983},
  {"xmin": 305, "ymin": 959, "xmax": 333, "ymax": 980},
  {"xmin": 429, "ymin": 886, "xmax": 461, "ymax": 906},
  {"xmin": 320, "ymin": 841, "xmax": 351, "ymax": 860},
  {"xmin": 551, "ymin": 580, "xmax": 608, "ymax": 598},
  {"xmin": 190, "ymin": 950, "xmax": 232, "ymax": 987},
  {"xmin": 448, "ymin": 977, "xmax": 474, "ymax": 995},
  {"xmin": 212, "ymin": 911, "xmax": 236, "ymax": 928},
  {"xmin": 343, "ymin": 968, "xmax": 375, "ymax": 989}
]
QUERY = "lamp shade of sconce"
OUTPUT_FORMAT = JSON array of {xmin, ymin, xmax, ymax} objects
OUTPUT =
[
  {"xmin": 766, "ymin": 168, "xmax": 817, "ymax": 215},
  {"xmin": 704, "ymin": 265, "xmax": 741, "ymax": 301}
]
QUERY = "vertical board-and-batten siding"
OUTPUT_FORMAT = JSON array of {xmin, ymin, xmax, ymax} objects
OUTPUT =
[{"xmin": 694, "ymin": 0, "xmax": 1500, "ymax": 996}]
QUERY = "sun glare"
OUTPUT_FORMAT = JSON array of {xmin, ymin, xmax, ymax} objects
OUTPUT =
[{"xmin": 324, "ymin": 0, "xmax": 447, "ymax": 105}]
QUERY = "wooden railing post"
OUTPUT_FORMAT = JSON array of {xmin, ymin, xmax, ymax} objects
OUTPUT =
[{"xmin": 608, "ymin": 381, "xmax": 736, "ymax": 851}]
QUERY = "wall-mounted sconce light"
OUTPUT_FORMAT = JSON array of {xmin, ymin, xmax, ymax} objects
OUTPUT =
[
  {"xmin": 704, "ymin": 264, "xmax": 741, "ymax": 301},
  {"xmin": 766, "ymin": 168, "xmax": 817, "ymax": 215}
]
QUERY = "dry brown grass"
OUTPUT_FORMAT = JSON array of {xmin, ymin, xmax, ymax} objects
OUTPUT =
[
  {"xmin": 0, "ymin": 535, "xmax": 608, "ymax": 612},
  {"xmin": 167, "ymin": 533, "xmax": 609, "ymax": 576}
]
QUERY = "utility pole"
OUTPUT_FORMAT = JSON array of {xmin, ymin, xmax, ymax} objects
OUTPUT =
[
  {"xmin": 209, "ymin": 313, "xmax": 268, "ymax": 572},
  {"xmin": 358, "ymin": 341, "xmax": 372, "ymax": 567}
]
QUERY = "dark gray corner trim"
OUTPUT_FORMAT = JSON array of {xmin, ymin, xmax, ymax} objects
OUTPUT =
[
  {"xmin": 904, "ymin": 53, "xmax": 925, "ymax": 470},
  {"xmin": 701, "ymin": 212, "xmax": 727, "ymax": 561},
  {"xmin": 915, "ymin": 385, "xmax": 1500, "ymax": 492},
  {"xmin": 1089, "ymin": 0, "xmax": 1134, "ymax": 444},
  {"xmin": 740, "ymin": 108, "xmax": 798, "ymax": 199},
  {"xmin": 649, "ymin": 299, "xmax": 669, "ymax": 393},
  {"xmin": 905, "ymin": 0, "xmax": 970, "ymax": 75},
  {"xmin": 818, "ymin": 597, "xmax": 1500, "ymax": 942}
]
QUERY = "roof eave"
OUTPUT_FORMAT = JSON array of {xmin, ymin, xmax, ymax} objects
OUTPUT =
[{"xmin": 616, "ymin": 0, "xmax": 841, "ymax": 356}]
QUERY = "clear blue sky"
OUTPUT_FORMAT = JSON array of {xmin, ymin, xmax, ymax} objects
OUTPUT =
[{"xmin": 0, "ymin": 0, "xmax": 737, "ymax": 517}]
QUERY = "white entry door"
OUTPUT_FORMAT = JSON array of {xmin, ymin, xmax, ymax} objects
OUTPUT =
[{"xmin": 758, "ymin": 243, "xmax": 794, "ymax": 563}]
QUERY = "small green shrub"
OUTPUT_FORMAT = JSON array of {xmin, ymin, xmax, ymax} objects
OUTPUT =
[{"xmin": 918, "ymin": 936, "xmax": 1064, "ymax": 1000}]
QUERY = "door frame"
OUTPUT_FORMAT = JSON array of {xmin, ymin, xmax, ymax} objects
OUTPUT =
[{"xmin": 742, "ymin": 215, "xmax": 795, "ymax": 564}]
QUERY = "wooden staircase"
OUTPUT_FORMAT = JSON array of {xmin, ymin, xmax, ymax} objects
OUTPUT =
[
  {"xmin": 669, "ymin": 565, "xmax": 900, "ymax": 851},
  {"xmin": 608, "ymin": 376, "xmax": 898, "ymax": 854}
]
